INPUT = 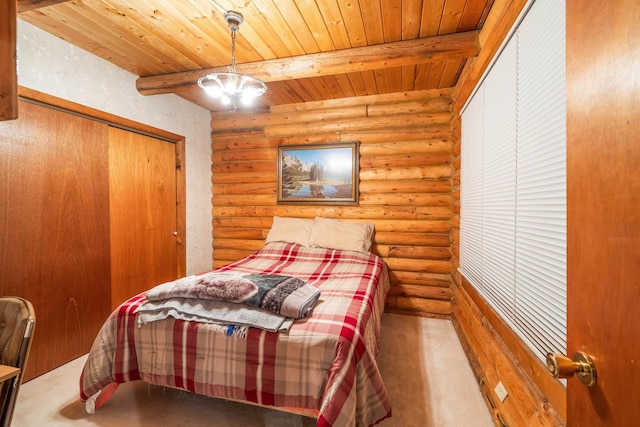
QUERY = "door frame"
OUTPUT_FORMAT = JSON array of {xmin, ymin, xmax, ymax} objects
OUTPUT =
[{"xmin": 18, "ymin": 86, "xmax": 187, "ymax": 279}]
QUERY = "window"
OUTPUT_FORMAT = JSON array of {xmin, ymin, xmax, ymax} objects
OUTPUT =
[{"xmin": 460, "ymin": 0, "xmax": 566, "ymax": 360}]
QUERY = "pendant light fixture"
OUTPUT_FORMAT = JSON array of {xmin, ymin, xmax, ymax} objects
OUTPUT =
[{"xmin": 197, "ymin": 11, "xmax": 267, "ymax": 110}]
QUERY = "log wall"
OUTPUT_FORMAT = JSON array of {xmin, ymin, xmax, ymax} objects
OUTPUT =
[{"xmin": 211, "ymin": 88, "xmax": 455, "ymax": 316}]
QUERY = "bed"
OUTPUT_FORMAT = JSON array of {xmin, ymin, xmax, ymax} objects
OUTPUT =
[{"xmin": 80, "ymin": 217, "xmax": 392, "ymax": 427}]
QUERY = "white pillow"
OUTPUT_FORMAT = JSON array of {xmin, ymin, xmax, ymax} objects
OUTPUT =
[
  {"xmin": 308, "ymin": 217, "xmax": 375, "ymax": 253},
  {"xmin": 265, "ymin": 216, "xmax": 313, "ymax": 246}
]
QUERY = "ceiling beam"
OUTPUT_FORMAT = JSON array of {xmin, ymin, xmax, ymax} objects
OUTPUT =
[
  {"xmin": 17, "ymin": 0, "xmax": 70, "ymax": 13},
  {"xmin": 136, "ymin": 30, "xmax": 480, "ymax": 96}
]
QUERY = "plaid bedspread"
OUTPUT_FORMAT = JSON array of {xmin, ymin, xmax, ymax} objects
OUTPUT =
[{"xmin": 80, "ymin": 242, "xmax": 392, "ymax": 426}]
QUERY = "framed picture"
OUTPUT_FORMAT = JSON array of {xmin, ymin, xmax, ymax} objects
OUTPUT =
[{"xmin": 277, "ymin": 142, "xmax": 359, "ymax": 204}]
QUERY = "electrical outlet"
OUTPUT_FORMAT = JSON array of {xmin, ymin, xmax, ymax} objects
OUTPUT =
[{"xmin": 494, "ymin": 381, "xmax": 508, "ymax": 402}]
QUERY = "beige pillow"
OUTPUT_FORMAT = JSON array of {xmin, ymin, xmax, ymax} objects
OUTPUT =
[
  {"xmin": 265, "ymin": 216, "xmax": 313, "ymax": 246},
  {"xmin": 308, "ymin": 217, "xmax": 375, "ymax": 253}
]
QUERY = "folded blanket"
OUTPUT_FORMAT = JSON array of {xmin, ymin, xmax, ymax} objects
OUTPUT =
[
  {"xmin": 134, "ymin": 298, "xmax": 295, "ymax": 334},
  {"xmin": 145, "ymin": 272, "xmax": 321, "ymax": 319}
]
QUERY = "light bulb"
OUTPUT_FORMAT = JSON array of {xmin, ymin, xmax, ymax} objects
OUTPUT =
[
  {"xmin": 225, "ymin": 77, "xmax": 237, "ymax": 94},
  {"xmin": 204, "ymin": 85, "xmax": 223, "ymax": 98}
]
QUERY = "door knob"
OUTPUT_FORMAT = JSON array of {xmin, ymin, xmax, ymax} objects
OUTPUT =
[{"xmin": 545, "ymin": 351, "xmax": 596, "ymax": 387}]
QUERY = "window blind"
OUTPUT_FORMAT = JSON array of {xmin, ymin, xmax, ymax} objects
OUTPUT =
[
  {"xmin": 459, "ymin": 84, "xmax": 485, "ymax": 292},
  {"xmin": 460, "ymin": 0, "xmax": 566, "ymax": 360}
]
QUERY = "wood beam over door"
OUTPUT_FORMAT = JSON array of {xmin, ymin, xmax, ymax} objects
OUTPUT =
[{"xmin": 136, "ymin": 31, "xmax": 480, "ymax": 96}]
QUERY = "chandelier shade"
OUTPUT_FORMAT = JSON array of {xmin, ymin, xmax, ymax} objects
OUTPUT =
[
  {"xmin": 198, "ymin": 72, "xmax": 267, "ymax": 106},
  {"xmin": 198, "ymin": 11, "xmax": 267, "ymax": 110}
]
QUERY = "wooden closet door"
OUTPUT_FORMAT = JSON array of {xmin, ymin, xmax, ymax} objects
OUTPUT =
[
  {"xmin": 108, "ymin": 127, "xmax": 178, "ymax": 308},
  {"xmin": 0, "ymin": 100, "xmax": 111, "ymax": 380}
]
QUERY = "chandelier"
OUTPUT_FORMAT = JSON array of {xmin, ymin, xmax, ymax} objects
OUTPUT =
[{"xmin": 197, "ymin": 11, "xmax": 267, "ymax": 110}]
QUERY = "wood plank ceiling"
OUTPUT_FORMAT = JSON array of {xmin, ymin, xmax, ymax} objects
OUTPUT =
[{"xmin": 18, "ymin": 0, "xmax": 493, "ymax": 112}]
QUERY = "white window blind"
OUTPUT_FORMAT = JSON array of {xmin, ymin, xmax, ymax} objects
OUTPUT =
[
  {"xmin": 460, "ymin": 0, "xmax": 566, "ymax": 360},
  {"xmin": 481, "ymin": 37, "xmax": 518, "ymax": 324},
  {"xmin": 459, "ymin": 84, "xmax": 485, "ymax": 291}
]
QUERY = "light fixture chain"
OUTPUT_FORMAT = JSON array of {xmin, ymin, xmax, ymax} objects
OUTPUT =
[{"xmin": 230, "ymin": 26, "xmax": 237, "ymax": 73}]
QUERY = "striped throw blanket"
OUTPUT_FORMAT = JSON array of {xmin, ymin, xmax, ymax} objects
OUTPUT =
[{"xmin": 143, "ymin": 272, "xmax": 321, "ymax": 319}]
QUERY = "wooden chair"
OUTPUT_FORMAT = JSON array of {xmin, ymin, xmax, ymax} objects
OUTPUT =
[{"xmin": 0, "ymin": 297, "xmax": 35, "ymax": 427}]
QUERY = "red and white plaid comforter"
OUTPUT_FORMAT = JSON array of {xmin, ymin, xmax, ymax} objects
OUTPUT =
[{"xmin": 80, "ymin": 242, "xmax": 392, "ymax": 426}]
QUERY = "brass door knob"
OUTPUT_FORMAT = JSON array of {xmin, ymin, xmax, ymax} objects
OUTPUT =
[{"xmin": 545, "ymin": 351, "xmax": 597, "ymax": 387}]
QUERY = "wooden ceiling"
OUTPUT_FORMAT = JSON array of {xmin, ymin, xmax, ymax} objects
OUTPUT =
[{"xmin": 18, "ymin": 0, "xmax": 493, "ymax": 112}]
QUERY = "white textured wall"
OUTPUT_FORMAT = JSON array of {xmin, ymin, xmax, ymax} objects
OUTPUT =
[{"xmin": 16, "ymin": 20, "xmax": 212, "ymax": 275}]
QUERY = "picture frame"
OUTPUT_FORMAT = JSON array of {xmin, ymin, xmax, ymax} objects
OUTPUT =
[{"xmin": 277, "ymin": 142, "xmax": 359, "ymax": 204}]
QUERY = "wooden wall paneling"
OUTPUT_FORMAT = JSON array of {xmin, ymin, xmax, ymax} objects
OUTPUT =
[
  {"xmin": 263, "ymin": 114, "xmax": 451, "ymax": 138},
  {"xmin": 212, "ymin": 182, "xmax": 276, "ymax": 196},
  {"xmin": 211, "ymin": 89, "xmax": 455, "ymax": 316},
  {"xmin": 211, "ymin": 171, "xmax": 273, "ymax": 185},
  {"xmin": 373, "ymin": 231, "xmax": 449, "ymax": 247},
  {"xmin": 359, "ymin": 192, "xmax": 450, "ymax": 206},
  {"xmin": 211, "ymin": 205, "xmax": 428, "ymax": 221},
  {"xmin": 359, "ymin": 152, "xmax": 451, "ymax": 168},
  {"xmin": 212, "ymin": 105, "xmax": 368, "ymax": 131},
  {"xmin": 359, "ymin": 179, "xmax": 450, "ymax": 194},
  {"xmin": 0, "ymin": 0, "xmax": 18, "ymax": 120},
  {"xmin": 389, "ymin": 271, "xmax": 451, "ymax": 288},
  {"xmin": 342, "ymin": 128, "xmax": 454, "ymax": 143},
  {"xmin": 212, "ymin": 160, "xmax": 275, "ymax": 174},
  {"xmin": 0, "ymin": 100, "xmax": 111, "ymax": 380},
  {"xmin": 360, "ymin": 165, "xmax": 452, "ymax": 181}
]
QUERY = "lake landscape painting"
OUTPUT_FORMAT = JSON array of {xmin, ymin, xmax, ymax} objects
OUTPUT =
[{"xmin": 277, "ymin": 142, "xmax": 359, "ymax": 204}]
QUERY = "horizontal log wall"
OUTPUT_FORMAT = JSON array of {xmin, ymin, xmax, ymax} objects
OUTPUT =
[{"xmin": 211, "ymin": 89, "xmax": 455, "ymax": 316}]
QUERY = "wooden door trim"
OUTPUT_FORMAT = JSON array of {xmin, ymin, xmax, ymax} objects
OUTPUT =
[
  {"xmin": 18, "ymin": 86, "xmax": 181, "ymax": 141},
  {"xmin": 18, "ymin": 86, "xmax": 186, "ymax": 278},
  {"xmin": 0, "ymin": 0, "xmax": 18, "ymax": 120}
]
